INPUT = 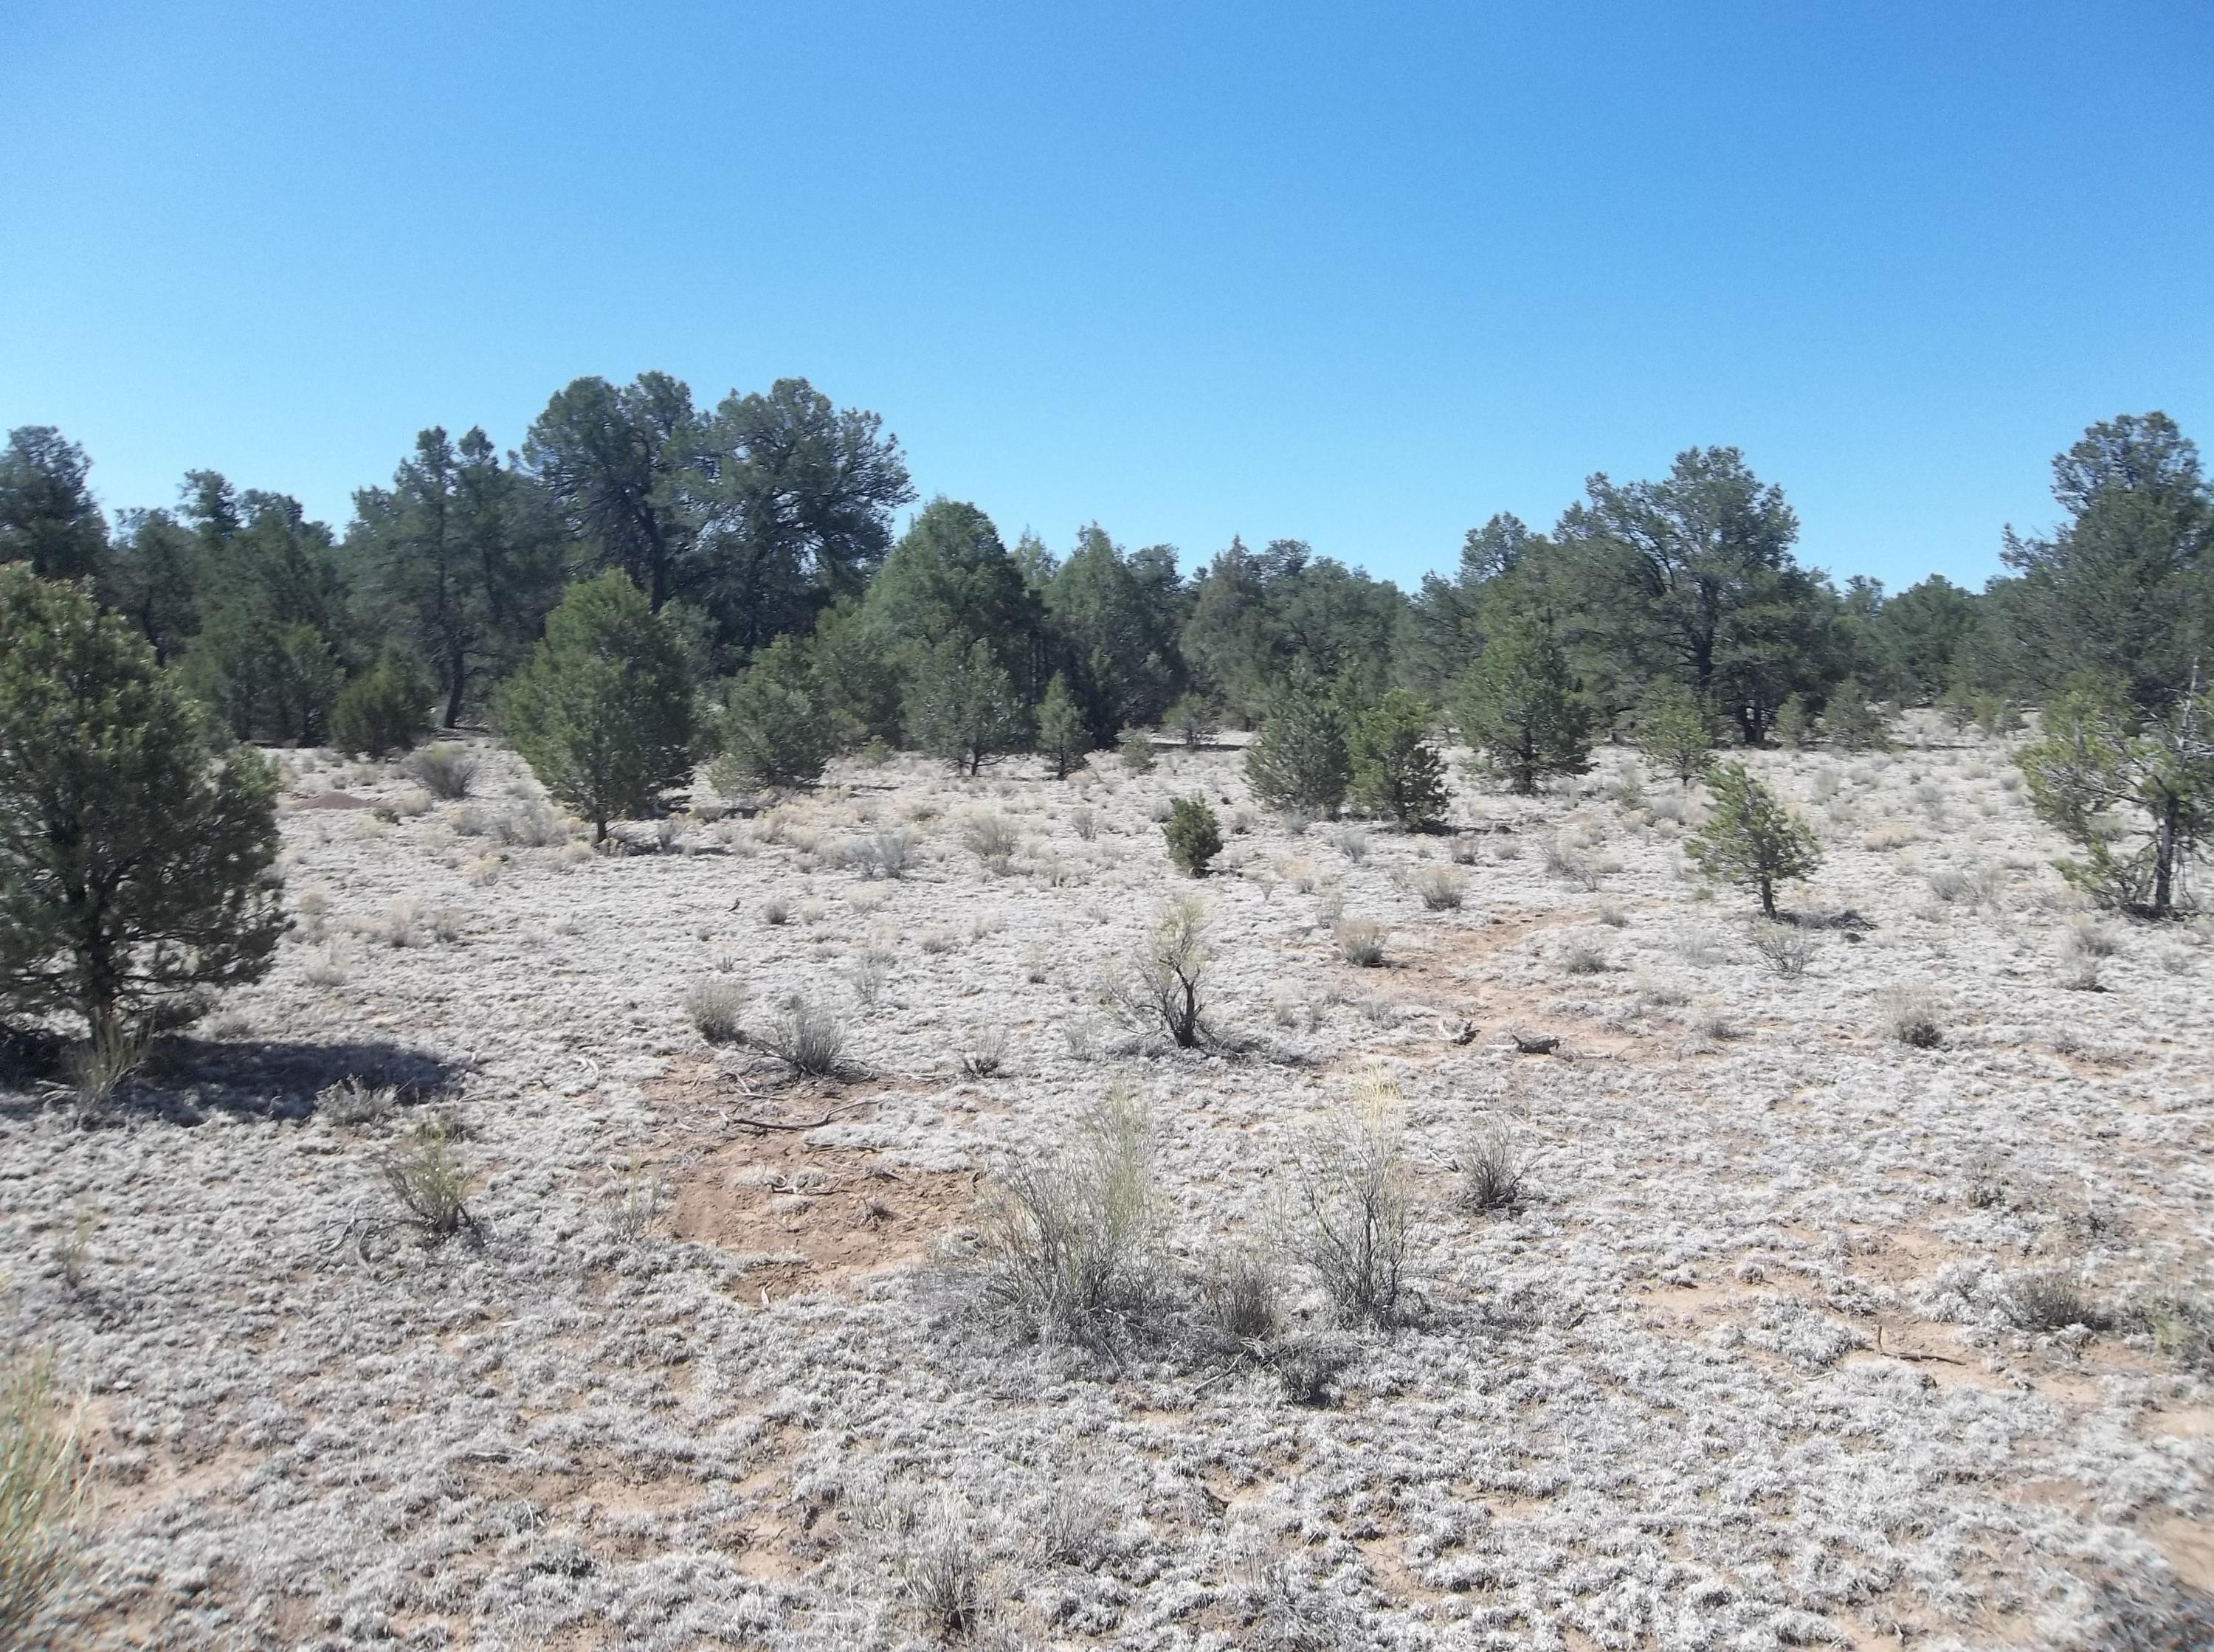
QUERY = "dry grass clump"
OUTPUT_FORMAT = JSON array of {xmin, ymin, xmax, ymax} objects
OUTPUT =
[
  {"xmin": 1198, "ymin": 1248, "xmax": 1283, "ymax": 1344},
  {"xmin": 962, "ymin": 812, "xmax": 1021, "ymax": 868},
  {"xmin": 759, "ymin": 998, "xmax": 846, "ymax": 1076},
  {"xmin": 2004, "ymin": 1270, "xmax": 2111, "ymax": 1333},
  {"xmin": 317, "ymin": 1076, "xmax": 396, "ymax": 1128},
  {"xmin": 760, "ymin": 896, "xmax": 792, "ymax": 926},
  {"xmin": 1543, "ymin": 833, "xmax": 1603, "ymax": 891},
  {"xmin": 849, "ymin": 826, "xmax": 915, "ymax": 879},
  {"xmin": 965, "ymin": 1088, "xmax": 1162, "ymax": 1345},
  {"xmin": 490, "ymin": 801, "xmax": 570, "ymax": 849},
  {"xmin": 1926, "ymin": 863, "xmax": 2003, "ymax": 908},
  {"xmin": 1105, "ymin": 896, "xmax": 1213, "ymax": 1048},
  {"xmin": 61, "ymin": 1018, "xmax": 149, "ymax": 1119},
  {"xmin": 683, "ymin": 977, "xmax": 748, "ymax": 1044},
  {"xmin": 958, "ymin": 1026, "xmax": 1007, "ymax": 1079},
  {"xmin": 1455, "ymin": 1114, "xmax": 1524, "ymax": 1214},
  {"xmin": 1288, "ymin": 1068, "xmax": 1413, "ymax": 1327},
  {"xmin": 1561, "ymin": 941, "xmax": 1609, "ymax": 975},
  {"xmin": 1879, "ymin": 988, "xmax": 1945, "ymax": 1048},
  {"xmin": 0, "ymin": 1353, "xmax": 89, "ymax": 1643},
  {"xmin": 1409, "ymin": 865, "xmax": 1466, "ymax": 911},
  {"xmin": 381, "ymin": 1120, "xmax": 475, "ymax": 1240},
  {"xmin": 849, "ymin": 952, "xmax": 892, "ymax": 1009},
  {"xmin": 1748, "ymin": 919, "xmax": 1813, "ymax": 977},
  {"xmin": 1329, "ymin": 826, "xmax": 1369, "ymax": 863},
  {"xmin": 1334, "ymin": 918, "xmax": 1387, "ymax": 967},
  {"xmin": 404, "ymin": 742, "xmax": 479, "ymax": 800},
  {"xmin": 900, "ymin": 1522, "xmax": 994, "ymax": 1642}
]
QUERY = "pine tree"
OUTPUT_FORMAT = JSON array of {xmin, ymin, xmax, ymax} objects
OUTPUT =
[
  {"xmin": 497, "ymin": 572, "xmax": 696, "ymax": 841},
  {"xmin": 1821, "ymin": 677, "xmax": 1892, "ymax": 753},
  {"xmin": 906, "ymin": 637, "xmax": 1030, "ymax": 775},
  {"xmin": 716, "ymin": 635, "xmax": 836, "ymax": 790},
  {"xmin": 1244, "ymin": 671, "xmax": 1351, "ymax": 816},
  {"xmin": 1452, "ymin": 626, "xmax": 1591, "ymax": 795},
  {"xmin": 1635, "ymin": 682, "xmax": 1716, "ymax": 786},
  {"xmin": 1685, "ymin": 762, "xmax": 1821, "ymax": 917},
  {"xmin": 0, "ymin": 566, "xmax": 285, "ymax": 1038},
  {"xmin": 2018, "ymin": 682, "xmax": 2214, "ymax": 916},
  {"xmin": 1349, "ymin": 689, "xmax": 1450, "ymax": 827},
  {"xmin": 329, "ymin": 650, "xmax": 435, "ymax": 758},
  {"xmin": 1035, "ymin": 672, "xmax": 1092, "ymax": 779}
]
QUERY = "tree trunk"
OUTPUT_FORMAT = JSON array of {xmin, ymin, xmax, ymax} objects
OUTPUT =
[
  {"xmin": 2153, "ymin": 789, "xmax": 2179, "ymax": 916},
  {"xmin": 1759, "ymin": 876, "xmax": 1776, "ymax": 918},
  {"xmin": 444, "ymin": 654, "xmax": 466, "ymax": 729}
]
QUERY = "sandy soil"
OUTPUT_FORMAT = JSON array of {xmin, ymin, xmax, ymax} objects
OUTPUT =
[{"xmin": 4, "ymin": 719, "xmax": 2210, "ymax": 1651}]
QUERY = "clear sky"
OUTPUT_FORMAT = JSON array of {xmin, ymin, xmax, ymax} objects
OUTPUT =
[{"xmin": 4, "ymin": 2, "xmax": 2209, "ymax": 594}]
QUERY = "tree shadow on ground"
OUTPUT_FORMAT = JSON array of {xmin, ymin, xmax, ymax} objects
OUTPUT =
[{"xmin": 0, "ymin": 1032, "xmax": 465, "ymax": 1125}]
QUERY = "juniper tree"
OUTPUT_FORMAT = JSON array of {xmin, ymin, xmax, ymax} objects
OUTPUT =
[
  {"xmin": 496, "ymin": 571, "xmax": 696, "ymax": 841},
  {"xmin": 0, "ymin": 567, "xmax": 285, "ymax": 1039}
]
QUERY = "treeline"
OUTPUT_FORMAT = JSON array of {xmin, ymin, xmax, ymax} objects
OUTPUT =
[{"xmin": 2, "ymin": 382, "xmax": 2207, "ymax": 770}]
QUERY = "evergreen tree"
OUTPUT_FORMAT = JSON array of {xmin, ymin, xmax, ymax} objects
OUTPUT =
[
  {"xmin": 2019, "ymin": 682, "xmax": 2214, "ymax": 916},
  {"xmin": 1045, "ymin": 525, "xmax": 1183, "ymax": 739},
  {"xmin": 1164, "ymin": 692, "xmax": 1218, "ymax": 749},
  {"xmin": 0, "ymin": 426, "xmax": 107, "ymax": 583},
  {"xmin": 906, "ymin": 637, "xmax": 1029, "ymax": 775},
  {"xmin": 523, "ymin": 373, "xmax": 701, "ymax": 609},
  {"xmin": 1685, "ymin": 762, "xmax": 1821, "ymax": 917},
  {"xmin": 329, "ymin": 650, "xmax": 435, "ymax": 758},
  {"xmin": 716, "ymin": 634, "xmax": 836, "ymax": 790},
  {"xmin": 497, "ymin": 572, "xmax": 696, "ymax": 840},
  {"xmin": 806, "ymin": 597, "xmax": 904, "ymax": 747},
  {"xmin": 1452, "ymin": 623, "xmax": 1592, "ymax": 795},
  {"xmin": 1035, "ymin": 671, "xmax": 1091, "ymax": 778},
  {"xmin": 866, "ymin": 499, "xmax": 1048, "ymax": 700},
  {"xmin": 0, "ymin": 566, "xmax": 285, "ymax": 1038},
  {"xmin": 1244, "ymin": 670, "xmax": 1352, "ymax": 815},
  {"xmin": 1349, "ymin": 688, "xmax": 1450, "ymax": 827},
  {"xmin": 1999, "ymin": 413, "xmax": 2212, "ymax": 713},
  {"xmin": 105, "ymin": 509, "xmax": 199, "ymax": 666},
  {"xmin": 1635, "ymin": 681, "xmax": 1716, "ymax": 786},
  {"xmin": 1821, "ymin": 677, "xmax": 1892, "ymax": 752}
]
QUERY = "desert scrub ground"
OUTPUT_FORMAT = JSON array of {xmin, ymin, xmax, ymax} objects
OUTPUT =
[{"xmin": 3, "ymin": 718, "xmax": 2211, "ymax": 1651}]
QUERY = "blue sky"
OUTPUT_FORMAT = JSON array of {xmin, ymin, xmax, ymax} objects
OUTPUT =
[{"xmin": 3, "ymin": 1, "xmax": 2209, "ymax": 593}]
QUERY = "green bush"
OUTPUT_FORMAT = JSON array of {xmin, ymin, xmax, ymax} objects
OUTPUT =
[
  {"xmin": 1452, "ymin": 625, "xmax": 1590, "ymax": 795},
  {"xmin": 329, "ymin": 651, "xmax": 435, "ymax": 758},
  {"xmin": 0, "ymin": 566, "xmax": 285, "ymax": 1038},
  {"xmin": 1035, "ymin": 671, "xmax": 1091, "ymax": 779},
  {"xmin": 1635, "ymin": 682, "xmax": 1716, "ymax": 786},
  {"xmin": 1163, "ymin": 796, "xmax": 1223, "ymax": 875},
  {"xmin": 496, "ymin": 571, "xmax": 696, "ymax": 841}
]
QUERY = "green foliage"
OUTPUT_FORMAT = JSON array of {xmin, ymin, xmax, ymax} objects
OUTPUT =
[
  {"xmin": 869, "ymin": 499, "xmax": 1046, "ymax": 699},
  {"xmin": 1820, "ymin": 676, "xmax": 1892, "ymax": 752},
  {"xmin": 344, "ymin": 426, "xmax": 562, "ymax": 727},
  {"xmin": 1349, "ymin": 688, "xmax": 1449, "ymax": 826},
  {"xmin": 0, "ymin": 567, "xmax": 286, "ymax": 1037},
  {"xmin": 1117, "ymin": 729, "xmax": 1156, "ymax": 773},
  {"xmin": 0, "ymin": 426, "xmax": 106, "ymax": 583},
  {"xmin": 1046, "ymin": 525, "xmax": 1184, "ymax": 739},
  {"xmin": 497, "ymin": 571, "xmax": 697, "ymax": 840},
  {"xmin": 1164, "ymin": 692, "xmax": 1218, "ymax": 749},
  {"xmin": 522, "ymin": 372, "xmax": 700, "ymax": 610},
  {"xmin": 181, "ymin": 490, "xmax": 353, "ymax": 744},
  {"xmin": 1635, "ymin": 682, "xmax": 1715, "ymax": 785},
  {"xmin": 1684, "ymin": 761, "xmax": 1822, "ymax": 917},
  {"xmin": 716, "ymin": 634, "xmax": 835, "ymax": 789},
  {"xmin": 1772, "ymin": 694, "xmax": 1815, "ymax": 749},
  {"xmin": 329, "ymin": 650, "xmax": 435, "ymax": 758},
  {"xmin": 806, "ymin": 596, "xmax": 904, "ymax": 748},
  {"xmin": 1163, "ymin": 796, "xmax": 1224, "ymax": 876},
  {"xmin": 1244, "ymin": 671, "xmax": 1352, "ymax": 816},
  {"xmin": 1182, "ymin": 538, "xmax": 1406, "ymax": 724},
  {"xmin": 1452, "ymin": 625, "xmax": 1591, "ymax": 795},
  {"xmin": 1035, "ymin": 671, "xmax": 1092, "ymax": 779},
  {"xmin": 1999, "ymin": 412, "xmax": 2213, "ymax": 714},
  {"xmin": 2018, "ymin": 683, "xmax": 2214, "ymax": 916},
  {"xmin": 905, "ymin": 637, "xmax": 1029, "ymax": 775}
]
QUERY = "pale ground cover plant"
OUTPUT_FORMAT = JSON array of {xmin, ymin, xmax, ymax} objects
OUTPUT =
[
  {"xmin": 1879, "ymin": 987, "xmax": 1945, "ymax": 1048},
  {"xmin": 380, "ymin": 1119, "xmax": 475, "ymax": 1240},
  {"xmin": 7, "ymin": 729, "xmax": 2213, "ymax": 1651}
]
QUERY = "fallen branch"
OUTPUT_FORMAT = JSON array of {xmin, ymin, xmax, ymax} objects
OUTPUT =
[{"xmin": 1875, "ymin": 1324, "xmax": 1968, "ymax": 1366}]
